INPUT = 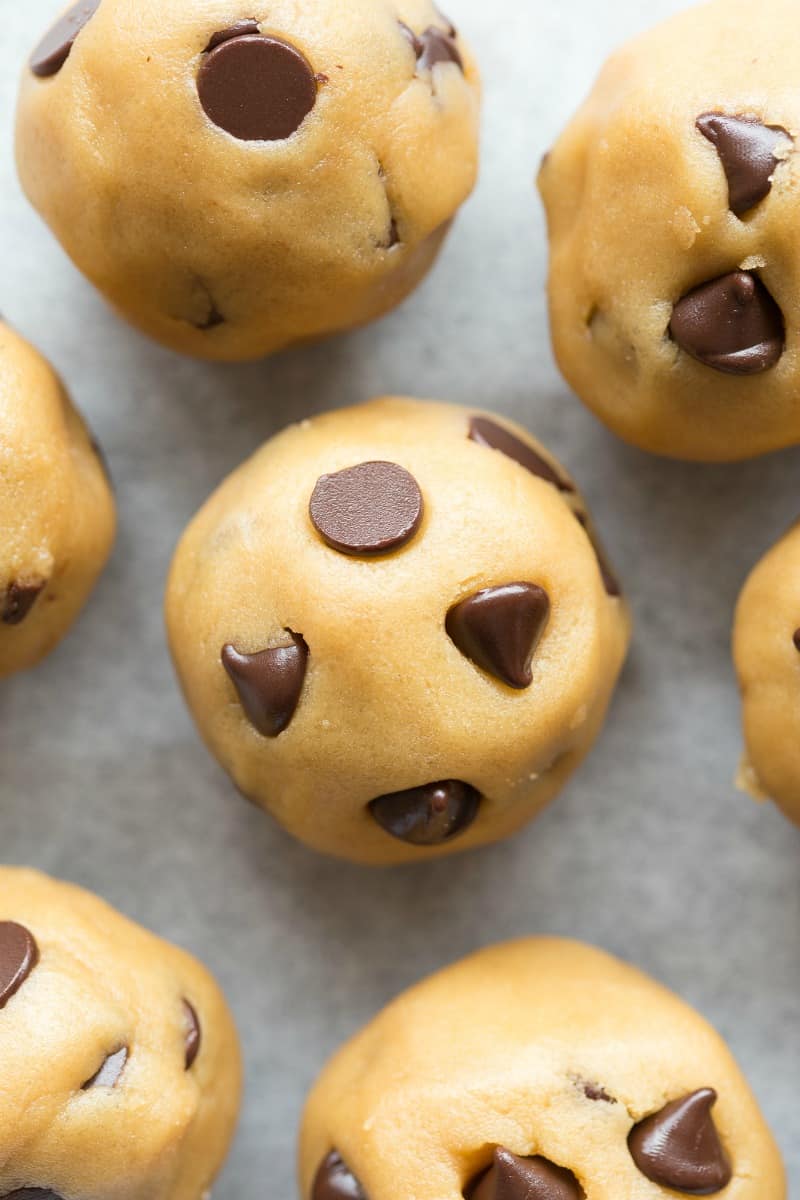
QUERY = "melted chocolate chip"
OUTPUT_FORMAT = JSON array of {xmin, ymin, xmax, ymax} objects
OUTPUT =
[
  {"xmin": 0, "ymin": 922, "xmax": 39, "ymax": 1010},
  {"xmin": 468, "ymin": 417, "xmax": 575, "ymax": 492},
  {"xmin": 198, "ymin": 35, "xmax": 317, "ymax": 141},
  {"xmin": 222, "ymin": 633, "xmax": 309, "ymax": 738},
  {"xmin": 447, "ymin": 583, "xmax": 550, "ymax": 689},
  {"xmin": 400, "ymin": 21, "xmax": 463, "ymax": 72},
  {"xmin": 370, "ymin": 781, "xmax": 480, "ymax": 845},
  {"xmin": 312, "ymin": 1151, "xmax": 367, "ymax": 1200},
  {"xmin": 2, "ymin": 582, "xmax": 45, "ymax": 626},
  {"xmin": 628, "ymin": 1089, "xmax": 732, "ymax": 1195},
  {"xmin": 310, "ymin": 462, "xmax": 423, "ymax": 556},
  {"xmin": 697, "ymin": 113, "xmax": 791, "ymax": 217},
  {"xmin": 467, "ymin": 1149, "xmax": 582, "ymax": 1200},
  {"xmin": 182, "ymin": 1000, "xmax": 202, "ymax": 1070},
  {"xmin": 204, "ymin": 19, "xmax": 260, "ymax": 52},
  {"xmin": 669, "ymin": 271, "xmax": 784, "ymax": 375},
  {"xmin": 81, "ymin": 1046, "xmax": 128, "ymax": 1089},
  {"xmin": 29, "ymin": 0, "xmax": 101, "ymax": 76}
]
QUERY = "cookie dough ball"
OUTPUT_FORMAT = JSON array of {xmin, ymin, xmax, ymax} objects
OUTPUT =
[
  {"xmin": 733, "ymin": 520, "xmax": 800, "ymax": 825},
  {"xmin": 16, "ymin": 0, "xmax": 480, "ymax": 362},
  {"xmin": 0, "ymin": 867, "xmax": 241, "ymax": 1199},
  {"xmin": 0, "ymin": 319, "xmax": 115, "ymax": 679},
  {"xmin": 166, "ymin": 398, "xmax": 630, "ymax": 866},
  {"xmin": 301, "ymin": 939, "xmax": 785, "ymax": 1200},
  {"xmin": 539, "ymin": 0, "xmax": 800, "ymax": 463}
]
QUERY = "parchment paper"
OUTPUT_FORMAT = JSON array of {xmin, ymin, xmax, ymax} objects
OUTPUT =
[{"xmin": 1, "ymin": 0, "xmax": 798, "ymax": 1190}]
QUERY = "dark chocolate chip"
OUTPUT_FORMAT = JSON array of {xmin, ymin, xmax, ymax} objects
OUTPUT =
[
  {"xmin": 468, "ymin": 417, "xmax": 575, "ymax": 493},
  {"xmin": 222, "ymin": 632, "xmax": 309, "ymax": 738},
  {"xmin": 2, "ymin": 1192, "xmax": 67, "ymax": 1199},
  {"xmin": 574, "ymin": 513, "xmax": 621, "ymax": 599},
  {"xmin": 669, "ymin": 271, "xmax": 784, "ymax": 375},
  {"xmin": 312, "ymin": 1151, "xmax": 367, "ymax": 1200},
  {"xmin": 204, "ymin": 19, "xmax": 260, "ymax": 52},
  {"xmin": 370, "ymin": 781, "xmax": 480, "ymax": 846},
  {"xmin": 793, "ymin": 628, "xmax": 800, "ymax": 652},
  {"xmin": 467, "ymin": 1149, "xmax": 583, "ymax": 1200},
  {"xmin": 310, "ymin": 461, "xmax": 423, "ymax": 556},
  {"xmin": 628, "ymin": 1089, "xmax": 732, "ymax": 1195},
  {"xmin": 2, "ymin": 582, "xmax": 45, "ymax": 626},
  {"xmin": 399, "ymin": 21, "xmax": 463, "ymax": 72},
  {"xmin": 447, "ymin": 583, "xmax": 550, "ymax": 689},
  {"xmin": 582, "ymin": 1080, "xmax": 616, "ymax": 1103},
  {"xmin": 81, "ymin": 1046, "xmax": 128, "ymax": 1090},
  {"xmin": 697, "ymin": 113, "xmax": 791, "ymax": 217},
  {"xmin": 182, "ymin": 999, "xmax": 201, "ymax": 1070},
  {"xmin": 198, "ymin": 35, "xmax": 317, "ymax": 141},
  {"xmin": 0, "ymin": 922, "xmax": 39, "ymax": 1010},
  {"xmin": 29, "ymin": 0, "xmax": 101, "ymax": 76}
]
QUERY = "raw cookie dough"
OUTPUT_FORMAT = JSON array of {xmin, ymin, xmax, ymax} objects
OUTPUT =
[
  {"xmin": 301, "ymin": 939, "xmax": 785, "ymax": 1200},
  {"xmin": 0, "ymin": 867, "xmax": 242, "ymax": 1200},
  {"xmin": 16, "ymin": 0, "xmax": 480, "ymax": 362},
  {"xmin": 165, "ymin": 397, "xmax": 630, "ymax": 866},
  {"xmin": 539, "ymin": 0, "xmax": 800, "ymax": 463},
  {"xmin": 0, "ymin": 318, "xmax": 115, "ymax": 679},
  {"xmin": 733, "ymin": 520, "xmax": 800, "ymax": 826}
]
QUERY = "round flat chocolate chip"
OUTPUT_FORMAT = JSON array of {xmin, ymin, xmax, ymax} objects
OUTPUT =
[
  {"xmin": 467, "ymin": 1149, "xmax": 582, "ymax": 1200},
  {"xmin": 468, "ymin": 417, "xmax": 575, "ymax": 492},
  {"xmin": 30, "ymin": 0, "xmax": 101, "ymax": 77},
  {"xmin": 447, "ymin": 583, "xmax": 550, "ymax": 689},
  {"xmin": 2, "ymin": 582, "xmax": 45, "ymax": 626},
  {"xmin": 312, "ymin": 1151, "xmax": 367, "ymax": 1200},
  {"xmin": 628, "ymin": 1089, "xmax": 732, "ymax": 1195},
  {"xmin": 310, "ymin": 462, "xmax": 424, "ymax": 556},
  {"xmin": 222, "ymin": 632, "xmax": 309, "ymax": 739},
  {"xmin": 198, "ymin": 34, "xmax": 318, "ymax": 141},
  {"xmin": 697, "ymin": 113, "xmax": 792, "ymax": 217},
  {"xmin": 0, "ymin": 922, "xmax": 39, "ymax": 1009},
  {"xmin": 370, "ymin": 781, "xmax": 480, "ymax": 846},
  {"xmin": 182, "ymin": 999, "xmax": 202, "ymax": 1069},
  {"xmin": 81, "ymin": 1045, "xmax": 128, "ymax": 1090},
  {"xmin": 669, "ymin": 271, "xmax": 784, "ymax": 375}
]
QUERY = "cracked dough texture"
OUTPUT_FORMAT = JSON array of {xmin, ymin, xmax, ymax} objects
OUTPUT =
[
  {"xmin": 0, "ymin": 319, "xmax": 115, "ymax": 679},
  {"xmin": 734, "ymin": 520, "xmax": 800, "ymax": 826},
  {"xmin": 0, "ymin": 867, "xmax": 242, "ymax": 1200},
  {"xmin": 165, "ymin": 397, "xmax": 630, "ymax": 866},
  {"xmin": 539, "ymin": 0, "xmax": 800, "ymax": 462},
  {"xmin": 15, "ymin": 0, "xmax": 480, "ymax": 362},
  {"xmin": 300, "ymin": 938, "xmax": 785, "ymax": 1200}
]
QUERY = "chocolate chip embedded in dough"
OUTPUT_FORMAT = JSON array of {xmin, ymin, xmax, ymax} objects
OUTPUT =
[
  {"xmin": 467, "ymin": 1148, "xmax": 583, "ymax": 1200},
  {"xmin": 628, "ymin": 1088, "xmax": 732, "ymax": 1195},
  {"xmin": 29, "ymin": 0, "xmax": 101, "ymax": 77},
  {"xmin": 198, "ymin": 35, "xmax": 318, "ymax": 141},
  {"xmin": 1, "ymin": 1191, "xmax": 68, "ymax": 1199},
  {"xmin": 0, "ymin": 922, "xmax": 39, "ymax": 1009},
  {"xmin": 310, "ymin": 461, "xmax": 423, "ymax": 556},
  {"xmin": 669, "ymin": 271, "xmax": 784, "ymax": 375},
  {"xmin": 468, "ymin": 417, "xmax": 575, "ymax": 493},
  {"xmin": 312, "ymin": 1151, "xmax": 367, "ymax": 1200},
  {"xmin": 697, "ymin": 113, "xmax": 792, "ymax": 217},
  {"xmin": 222, "ymin": 633, "xmax": 309, "ymax": 738},
  {"xmin": 447, "ymin": 583, "xmax": 550, "ymax": 689},
  {"xmin": 370, "ymin": 781, "xmax": 481, "ymax": 845},
  {"xmin": 182, "ymin": 999, "xmax": 202, "ymax": 1070},
  {"xmin": 2, "ymin": 582, "xmax": 46, "ymax": 626},
  {"xmin": 399, "ymin": 21, "xmax": 463, "ymax": 72}
]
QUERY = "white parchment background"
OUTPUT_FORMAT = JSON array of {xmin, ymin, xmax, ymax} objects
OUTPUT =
[{"xmin": 0, "ymin": 0, "xmax": 798, "ymax": 1192}]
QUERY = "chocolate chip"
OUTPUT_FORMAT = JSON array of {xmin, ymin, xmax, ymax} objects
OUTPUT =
[
  {"xmin": 447, "ymin": 583, "xmax": 550, "ymax": 689},
  {"xmin": 697, "ymin": 113, "xmax": 791, "ymax": 217},
  {"xmin": 182, "ymin": 1000, "xmax": 201, "ymax": 1070},
  {"xmin": 204, "ymin": 19, "xmax": 260, "ymax": 52},
  {"xmin": 29, "ymin": 0, "xmax": 100, "ymax": 76},
  {"xmin": 574, "ymin": 513, "xmax": 621, "ymax": 599},
  {"xmin": 628, "ymin": 1089, "xmax": 732, "ymax": 1195},
  {"xmin": 312, "ymin": 1151, "xmax": 367, "ymax": 1200},
  {"xmin": 669, "ymin": 271, "xmax": 784, "ymax": 375},
  {"xmin": 2, "ymin": 582, "xmax": 45, "ymax": 626},
  {"xmin": 222, "ymin": 632, "xmax": 309, "ymax": 738},
  {"xmin": 0, "ymin": 922, "xmax": 39, "ymax": 1010},
  {"xmin": 310, "ymin": 462, "xmax": 423, "ymax": 556},
  {"xmin": 2, "ymin": 1192, "xmax": 67, "ymax": 1199},
  {"xmin": 468, "ymin": 417, "xmax": 575, "ymax": 493},
  {"xmin": 467, "ymin": 1149, "xmax": 582, "ymax": 1200},
  {"xmin": 370, "ymin": 781, "xmax": 480, "ymax": 846},
  {"xmin": 81, "ymin": 1046, "xmax": 128, "ymax": 1090},
  {"xmin": 198, "ymin": 35, "xmax": 317, "ymax": 141},
  {"xmin": 793, "ymin": 628, "xmax": 800, "ymax": 652},
  {"xmin": 399, "ymin": 21, "xmax": 463, "ymax": 72}
]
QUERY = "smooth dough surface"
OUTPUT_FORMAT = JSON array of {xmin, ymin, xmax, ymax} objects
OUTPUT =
[
  {"xmin": 539, "ymin": 0, "xmax": 800, "ymax": 463},
  {"xmin": 0, "ymin": 867, "xmax": 242, "ymax": 1200},
  {"xmin": 300, "ymin": 938, "xmax": 785, "ymax": 1200},
  {"xmin": 15, "ymin": 0, "xmax": 480, "ymax": 362},
  {"xmin": 0, "ymin": 319, "xmax": 115, "ymax": 678},
  {"xmin": 166, "ymin": 397, "xmax": 630, "ymax": 866},
  {"xmin": 734, "ymin": 520, "xmax": 800, "ymax": 826}
]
